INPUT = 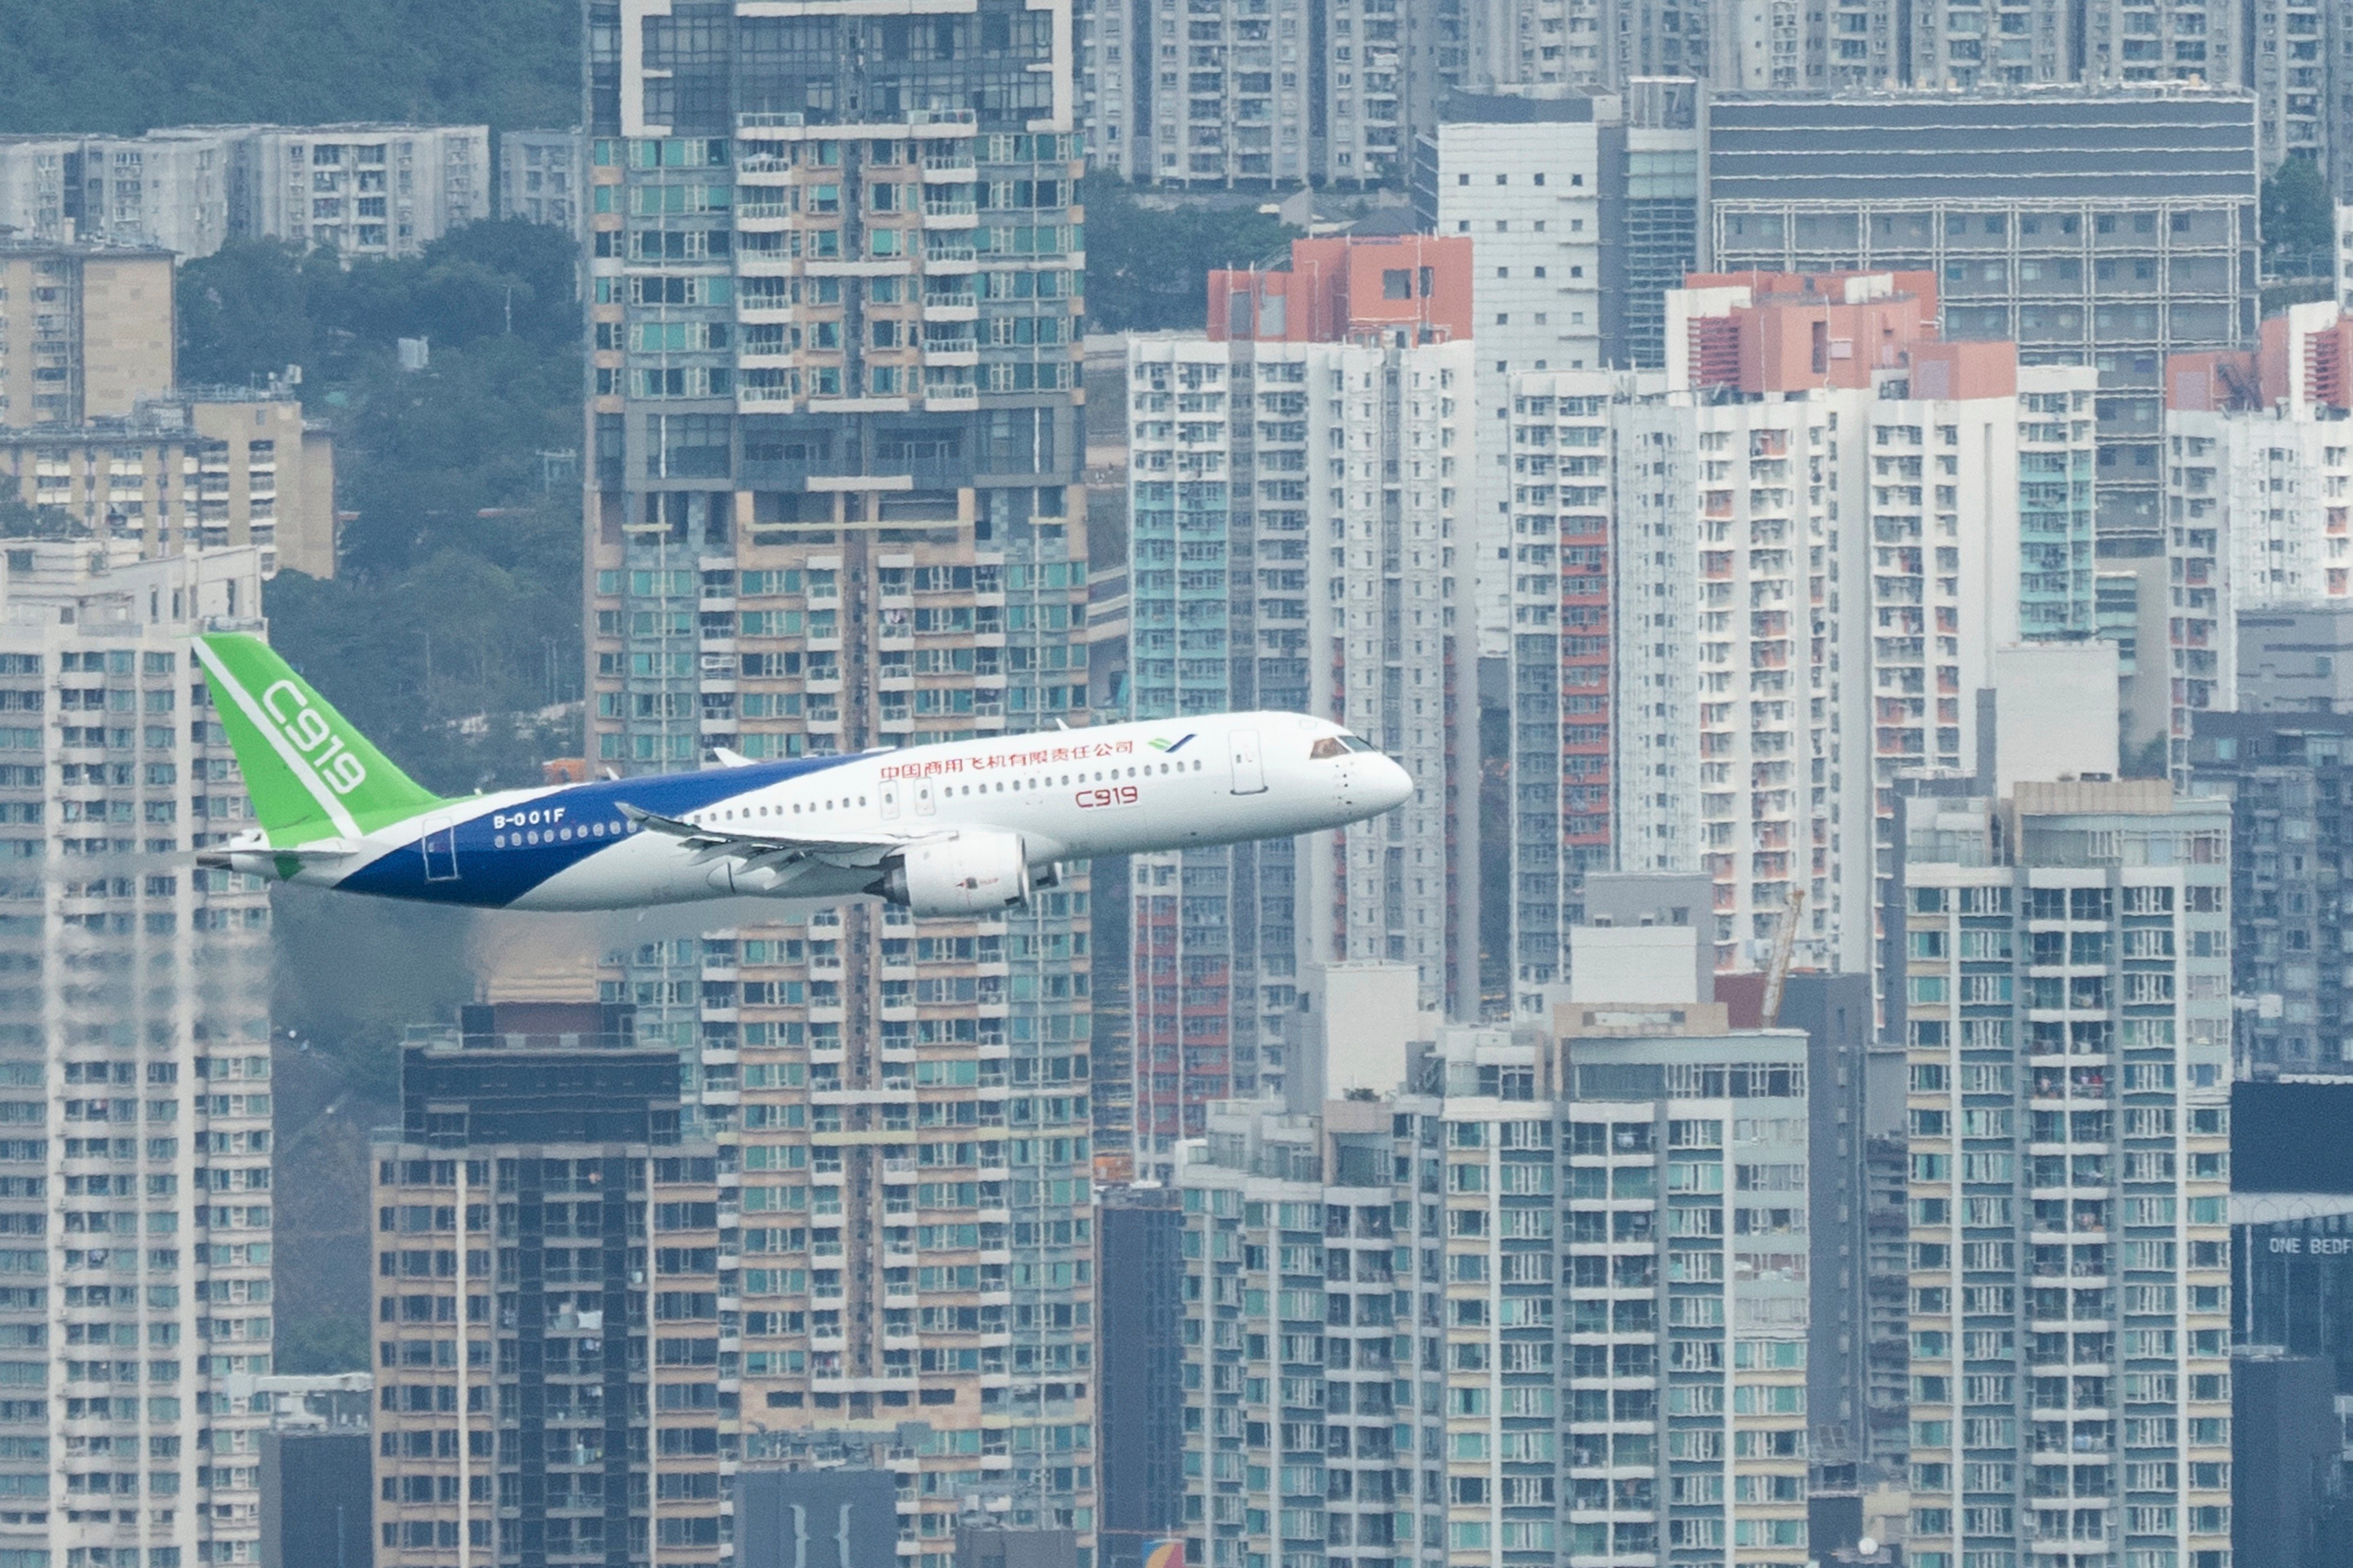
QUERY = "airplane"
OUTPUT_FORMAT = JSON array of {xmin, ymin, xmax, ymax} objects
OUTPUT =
[{"xmin": 189, "ymin": 632, "xmax": 1415, "ymax": 915}]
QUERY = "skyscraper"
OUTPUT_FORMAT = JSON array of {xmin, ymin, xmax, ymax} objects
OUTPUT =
[
  {"xmin": 2187, "ymin": 709, "xmax": 2353, "ymax": 1076},
  {"xmin": 1705, "ymin": 90, "xmax": 2261, "ymax": 552},
  {"xmin": 1179, "ymin": 1004, "xmax": 1819, "ymax": 1568},
  {"xmin": 368, "ymin": 1000, "xmax": 725, "ymax": 1568},
  {"xmin": 1124, "ymin": 232, "xmax": 1475, "ymax": 1168},
  {"xmin": 0, "ymin": 541, "xmax": 275, "ymax": 1568},
  {"xmin": 584, "ymin": 1, "xmax": 1098, "ymax": 1550},
  {"xmin": 2164, "ymin": 299, "xmax": 2353, "ymax": 773},
  {"xmin": 1496, "ymin": 271, "xmax": 2101, "ymax": 1007},
  {"xmin": 1895, "ymin": 777, "xmax": 2234, "ymax": 1568}
]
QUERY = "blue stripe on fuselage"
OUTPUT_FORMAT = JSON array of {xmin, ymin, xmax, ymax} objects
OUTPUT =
[{"xmin": 334, "ymin": 753, "xmax": 865, "ymax": 906}]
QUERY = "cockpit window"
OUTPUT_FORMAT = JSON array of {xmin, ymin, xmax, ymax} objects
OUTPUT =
[
  {"xmin": 1309, "ymin": 737, "xmax": 1349, "ymax": 760},
  {"xmin": 1341, "ymin": 736, "xmax": 1377, "ymax": 753}
]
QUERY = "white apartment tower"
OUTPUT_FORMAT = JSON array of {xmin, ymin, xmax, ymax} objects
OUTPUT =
[
  {"xmin": 2162, "ymin": 300, "xmax": 2353, "ymax": 772},
  {"xmin": 1422, "ymin": 98, "xmax": 1608, "ymax": 664},
  {"xmin": 1496, "ymin": 275, "xmax": 2097, "ymax": 1001},
  {"xmin": 1123, "ymin": 233, "xmax": 1475, "ymax": 1168},
  {"xmin": 0, "ymin": 542, "xmax": 274, "ymax": 1568},
  {"xmin": 1898, "ymin": 778, "xmax": 2233, "ymax": 1568},
  {"xmin": 1179, "ymin": 1008, "xmax": 1817, "ymax": 1568},
  {"xmin": 229, "ymin": 125, "xmax": 490, "ymax": 260},
  {"xmin": 495, "ymin": 130, "xmax": 585, "ymax": 236}
]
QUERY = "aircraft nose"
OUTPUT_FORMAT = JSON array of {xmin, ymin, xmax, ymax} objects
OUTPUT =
[{"xmin": 1371, "ymin": 755, "xmax": 1413, "ymax": 812}]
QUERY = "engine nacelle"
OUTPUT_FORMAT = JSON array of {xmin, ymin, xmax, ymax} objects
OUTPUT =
[{"xmin": 876, "ymin": 832, "xmax": 1032, "ymax": 916}]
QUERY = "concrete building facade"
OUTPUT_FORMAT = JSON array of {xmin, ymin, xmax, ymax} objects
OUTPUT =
[
  {"xmin": 1123, "ymin": 233, "xmax": 1475, "ymax": 1167},
  {"xmin": 585, "ymin": 1, "xmax": 1101, "ymax": 1553},
  {"xmin": 366, "ymin": 1003, "xmax": 727, "ymax": 1568},
  {"xmin": 1896, "ymin": 778, "xmax": 2234, "ymax": 1568},
  {"xmin": 496, "ymin": 131, "xmax": 585, "ymax": 237},
  {"xmin": 0, "ymin": 132, "xmax": 233, "ymax": 259},
  {"xmin": 2164, "ymin": 299, "xmax": 2353, "ymax": 772},
  {"xmin": 0, "ymin": 243, "xmax": 176, "ymax": 431},
  {"xmin": 229, "ymin": 125, "xmax": 490, "ymax": 261},
  {"xmin": 2188, "ymin": 709, "xmax": 2353, "ymax": 1076},
  {"xmin": 1706, "ymin": 91, "xmax": 2262, "ymax": 552},
  {"xmin": 0, "ymin": 541, "xmax": 275, "ymax": 1568},
  {"xmin": 0, "ymin": 396, "xmax": 336, "ymax": 582}
]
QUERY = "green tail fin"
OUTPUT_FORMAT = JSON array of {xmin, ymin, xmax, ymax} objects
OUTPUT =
[{"xmin": 192, "ymin": 633, "xmax": 446, "ymax": 845}]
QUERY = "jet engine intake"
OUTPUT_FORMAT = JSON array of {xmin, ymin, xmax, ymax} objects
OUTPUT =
[{"xmin": 875, "ymin": 832, "xmax": 1032, "ymax": 915}]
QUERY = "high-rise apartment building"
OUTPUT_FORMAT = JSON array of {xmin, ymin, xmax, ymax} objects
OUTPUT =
[
  {"xmin": 0, "ymin": 241, "xmax": 334, "ymax": 579},
  {"xmin": 368, "ymin": 1002, "xmax": 726, "ymax": 1568},
  {"xmin": 1174, "ymin": 1096, "xmax": 1413, "ymax": 1568},
  {"xmin": 0, "ymin": 242, "xmax": 176, "ymax": 429},
  {"xmin": 0, "ymin": 541, "xmax": 275, "ymax": 1568},
  {"xmin": 1895, "ymin": 777, "xmax": 2234, "ymax": 1568},
  {"xmin": 496, "ymin": 131, "xmax": 585, "ymax": 237},
  {"xmin": 1409, "ymin": 86, "xmax": 1704, "ymax": 662},
  {"xmin": 229, "ymin": 125, "xmax": 489, "ymax": 261},
  {"xmin": 2164, "ymin": 300, "xmax": 2353, "ymax": 770},
  {"xmin": 585, "ymin": 2, "xmax": 1099, "ymax": 1552},
  {"xmin": 2187, "ymin": 709, "xmax": 2353, "ymax": 1076},
  {"xmin": 0, "ymin": 396, "xmax": 337, "ymax": 581},
  {"xmin": 1707, "ymin": 91, "xmax": 2261, "ymax": 552},
  {"xmin": 1123, "ymin": 233, "xmax": 1474, "ymax": 1167},
  {"xmin": 2252, "ymin": 0, "xmax": 2352, "ymax": 181},
  {"xmin": 1178, "ymin": 1001, "xmax": 1817, "ymax": 1568},
  {"xmin": 0, "ymin": 132, "xmax": 233, "ymax": 259},
  {"xmin": 1498, "ymin": 270, "xmax": 2097, "ymax": 996},
  {"xmin": 0, "ymin": 125, "xmax": 491, "ymax": 262}
]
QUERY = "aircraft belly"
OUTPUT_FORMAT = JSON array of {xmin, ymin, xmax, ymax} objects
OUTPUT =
[{"xmin": 510, "ymin": 838, "xmax": 715, "ymax": 911}]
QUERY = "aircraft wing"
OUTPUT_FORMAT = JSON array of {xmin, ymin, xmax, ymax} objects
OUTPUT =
[{"xmin": 615, "ymin": 801, "xmax": 911, "ymax": 866}]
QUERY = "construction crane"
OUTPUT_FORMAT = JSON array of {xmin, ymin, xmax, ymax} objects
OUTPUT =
[{"xmin": 1759, "ymin": 886, "xmax": 1808, "ymax": 1028}]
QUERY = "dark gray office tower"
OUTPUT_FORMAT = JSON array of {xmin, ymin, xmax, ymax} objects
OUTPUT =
[
  {"xmin": 2231, "ymin": 1354, "xmax": 2345, "ymax": 1568},
  {"xmin": 368, "ymin": 1002, "xmax": 730, "ymax": 1567},
  {"xmin": 735, "ymin": 1466, "xmax": 901, "ymax": 1568},
  {"xmin": 1706, "ymin": 90, "xmax": 2260, "ymax": 550},
  {"xmin": 261, "ymin": 1426, "xmax": 372, "ymax": 1568},
  {"xmin": 2188, "ymin": 710, "xmax": 2353, "ymax": 1075},
  {"xmin": 1095, "ymin": 1187, "xmax": 1182, "ymax": 1568},
  {"xmin": 2232, "ymin": 1080, "xmax": 2353, "ymax": 1567},
  {"xmin": 1780, "ymin": 975, "xmax": 1904, "ymax": 1513}
]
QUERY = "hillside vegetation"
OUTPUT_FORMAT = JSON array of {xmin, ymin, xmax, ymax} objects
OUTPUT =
[{"xmin": 0, "ymin": 0, "xmax": 576, "ymax": 134}]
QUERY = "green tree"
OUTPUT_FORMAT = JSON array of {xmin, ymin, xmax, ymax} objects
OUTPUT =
[
  {"xmin": 0, "ymin": 0, "xmax": 576, "ymax": 135},
  {"xmin": 181, "ymin": 222, "xmax": 587, "ymax": 798},
  {"xmin": 176, "ymin": 242, "xmax": 323, "ymax": 389},
  {"xmin": 2263, "ymin": 156, "xmax": 2335, "ymax": 274},
  {"xmin": 1082, "ymin": 174, "xmax": 1300, "ymax": 332}
]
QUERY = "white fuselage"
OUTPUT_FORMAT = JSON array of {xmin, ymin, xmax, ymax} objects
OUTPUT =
[{"xmin": 249, "ymin": 711, "xmax": 1414, "ymax": 912}]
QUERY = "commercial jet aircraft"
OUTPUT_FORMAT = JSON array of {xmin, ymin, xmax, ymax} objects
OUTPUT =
[{"xmin": 189, "ymin": 633, "xmax": 1414, "ymax": 915}]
